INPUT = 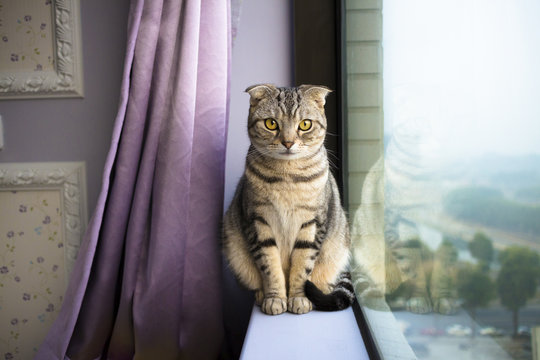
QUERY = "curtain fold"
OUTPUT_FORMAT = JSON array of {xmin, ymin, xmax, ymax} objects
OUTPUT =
[{"xmin": 36, "ymin": 0, "xmax": 230, "ymax": 358}]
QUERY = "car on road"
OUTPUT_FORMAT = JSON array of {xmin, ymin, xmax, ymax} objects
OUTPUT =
[
  {"xmin": 446, "ymin": 324, "xmax": 472, "ymax": 336},
  {"xmin": 479, "ymin": 326, "xmax": 505, "ymax": 337},
  {"xmin": 420, "ymin": 327, "xmax": 445, "ymax": 336},
  {"xmin": 518, "ymin": 326, "xmax": 531, "ymax": 338}
]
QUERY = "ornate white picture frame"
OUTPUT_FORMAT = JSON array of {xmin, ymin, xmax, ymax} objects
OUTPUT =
[
  {"xmin": 0, "ymin": 162, "xmax": 87, "ymax": 278},
  {"xmin": 0, "ymin": 0, "xmax": 84, "ymax": 99},
  {"xmin": 0, "ymin": 162, "xmax": 87, "ymax": 358}
]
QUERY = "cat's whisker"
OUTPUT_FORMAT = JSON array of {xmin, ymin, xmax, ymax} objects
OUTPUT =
[{"xmin": 325, "ymin": 149, "xmax": 340, "ymax": 170}]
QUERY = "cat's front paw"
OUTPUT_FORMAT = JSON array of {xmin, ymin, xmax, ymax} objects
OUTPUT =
[
  {"xmin": 261, "ymin": 297, "xmax": 287, "ymax": 315},
  {"xmin": 288, "ymin": 296, "xmax": 313, "ymax": 314}
]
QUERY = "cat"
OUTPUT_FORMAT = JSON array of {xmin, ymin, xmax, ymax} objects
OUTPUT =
[{"xmin": 222, "ymin": 84, "xmax": 355, "ymax": 315}]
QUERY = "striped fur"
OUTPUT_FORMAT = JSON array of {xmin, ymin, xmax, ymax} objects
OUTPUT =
[{"xmin": 223, "ymin": 84, "xmax": 353, "ymax": 315}]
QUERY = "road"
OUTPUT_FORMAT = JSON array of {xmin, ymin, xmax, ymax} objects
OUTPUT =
[{"xmin": 391, "ymin": 305, "xmax": 540, "ymax": 359}]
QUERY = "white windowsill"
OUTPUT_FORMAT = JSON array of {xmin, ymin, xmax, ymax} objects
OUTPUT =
[{"xmin": 240, "ymin": 305, "xmax": 370, "ymax": 359}]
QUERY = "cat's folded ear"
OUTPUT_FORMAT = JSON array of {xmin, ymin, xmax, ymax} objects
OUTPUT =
[
  {"xmin": 299, "ymin": 85, "xmax": 332, "ymax": 108},
  {"xmin": 245, "ymin": 84, "xmax": 279, "ymax": 106}
]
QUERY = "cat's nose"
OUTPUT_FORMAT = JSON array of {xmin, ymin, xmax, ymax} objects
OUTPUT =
[{"xmin": 282, "ymin": 141, "xmax": 294, "ymax": 149}]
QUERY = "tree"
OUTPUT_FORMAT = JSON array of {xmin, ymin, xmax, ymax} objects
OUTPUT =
[
  {"xmin": 457, "ymin": 263, "xmax": 495, "ymax": 337},
  {"xmin": 431, "ymin": 239, "xmax": 459, "ymax": 315},
  {"xmin": 468, "ymin": 232, "xmax": 494, "ymax": 271},
  {"xmin": 496, "ymin": 246, "xmax": 540, "ymax": 337}
]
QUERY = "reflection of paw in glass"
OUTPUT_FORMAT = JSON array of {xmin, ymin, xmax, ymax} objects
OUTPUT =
[
  {"xmin": 433, "ymin": 298, "xmax": 457, "ymax": 315},
  {"xmin": 359, "ymin": 294, "xmax": 391, "ymax": 312},
  {"xmin": 406, "ymin": 297, "xmax": 432, "ymax": 314}
]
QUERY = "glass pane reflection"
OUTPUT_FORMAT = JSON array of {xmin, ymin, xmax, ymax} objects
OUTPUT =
[{"xmin": 349, "ymin": 1, "xmax": 540, "ymax": 359}]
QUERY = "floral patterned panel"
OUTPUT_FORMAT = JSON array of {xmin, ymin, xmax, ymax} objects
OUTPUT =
[
  {"xmin": 0, "ymin": 0, "xmax": 54, "ymax": 72},
  {"xmin": 0, "ymin": 190, "xmax": 65, "ymax": 360}
]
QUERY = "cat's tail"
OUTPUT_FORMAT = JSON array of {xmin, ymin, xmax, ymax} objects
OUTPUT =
[{"xmin": 304, "ymin": 272, "xmax": 355, "ymax": 311}]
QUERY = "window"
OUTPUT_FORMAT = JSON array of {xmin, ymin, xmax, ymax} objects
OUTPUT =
[{"xmin": 347, "ymin": 0, "xmax": 540, "ymax": 359}]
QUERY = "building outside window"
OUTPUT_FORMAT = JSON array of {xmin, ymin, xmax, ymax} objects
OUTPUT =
[{"xmin": 346, "ymin": 1, "xmax": 540, "ymax": 359}]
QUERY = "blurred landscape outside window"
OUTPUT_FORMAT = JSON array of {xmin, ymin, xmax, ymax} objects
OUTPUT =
[{"xmin": 347, "ymin": 1, "xmax": 540, "ymax": 359}]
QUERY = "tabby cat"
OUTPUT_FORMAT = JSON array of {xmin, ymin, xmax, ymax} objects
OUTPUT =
[{"xmin": 222, "ymin": 84, "xmax": 355, "ymax": 315}]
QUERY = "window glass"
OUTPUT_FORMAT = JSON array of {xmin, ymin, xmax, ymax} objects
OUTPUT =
[{"xmin": 347, "ymin": 1, "xmax": 540, "ymax": 359}]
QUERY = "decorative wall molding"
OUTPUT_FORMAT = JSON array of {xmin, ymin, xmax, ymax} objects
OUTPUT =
[
  {"xmin": 0, "ymin": 0, "xmax": 84, "ymax": 99},
  {"xmin": 0, "ymin": 162, "xmax": 87, "ymax": 280}
]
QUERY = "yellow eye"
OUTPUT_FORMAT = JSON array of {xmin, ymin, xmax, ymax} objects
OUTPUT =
[
  {"xmin": 265, "ymin": 118, "xmax": 278, "ymax": 130},
  {"xmin": 298, "ymin": 119, "xmax": 312, "ymax": 131}
]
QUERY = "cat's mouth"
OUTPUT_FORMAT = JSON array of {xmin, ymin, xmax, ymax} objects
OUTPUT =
[
  {"xmin": 280, "ymin": 150, "xmax": 299, "ymax": 156},
  {"xmin": 273, "ymin": 149, "xmax": 302, "ymax": 160}
]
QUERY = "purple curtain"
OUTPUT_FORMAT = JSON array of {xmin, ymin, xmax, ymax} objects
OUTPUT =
[{"xmin": 36, "ymin": 0, "xmax": 230, "ymax": 358}]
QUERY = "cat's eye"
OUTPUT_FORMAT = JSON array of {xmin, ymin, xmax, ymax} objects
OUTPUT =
[
  {"xmin": 264, "ymin": 118, "xmax": 278, "ymax": 130},
  {"xmin": 298, "ymin": 119, "xmax": 312, "ymax": 131}
]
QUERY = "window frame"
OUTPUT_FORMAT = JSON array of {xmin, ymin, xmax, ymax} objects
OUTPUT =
[
  {"xmin": 293, "ymin": 0, "xmax": 348, "ymax": 207},
  {"xmin": 293, "ymin": 1, "xmax": 381, "ymax": 359}
]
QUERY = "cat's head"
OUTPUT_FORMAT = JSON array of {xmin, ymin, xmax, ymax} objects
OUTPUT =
[{"xmin": 245, "ymin": 84, "xmax": 331, "ymax": 160}]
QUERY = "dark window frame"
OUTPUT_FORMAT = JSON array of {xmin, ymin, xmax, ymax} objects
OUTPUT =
[
  {"xmin": 293, "ymin": 0, "xmax": 348, "ymax": 209},
  {"xmin": 293, "ymin": 1, "xmax": 380, "ymax": 359}
]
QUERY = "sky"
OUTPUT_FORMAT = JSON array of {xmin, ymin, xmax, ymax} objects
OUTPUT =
[{"xmin": 383, "ymin": 0, "xmax": 540, "ymax": 159}]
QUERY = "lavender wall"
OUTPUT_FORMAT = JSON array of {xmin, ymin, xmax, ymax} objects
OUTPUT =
[
  {"xmin": 224, "ymin": 0, "xmax": 293, "ymax": 208},
  {"xmin": 0, "ymin": 0, "xmax": 131, "ymax": 215}
]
